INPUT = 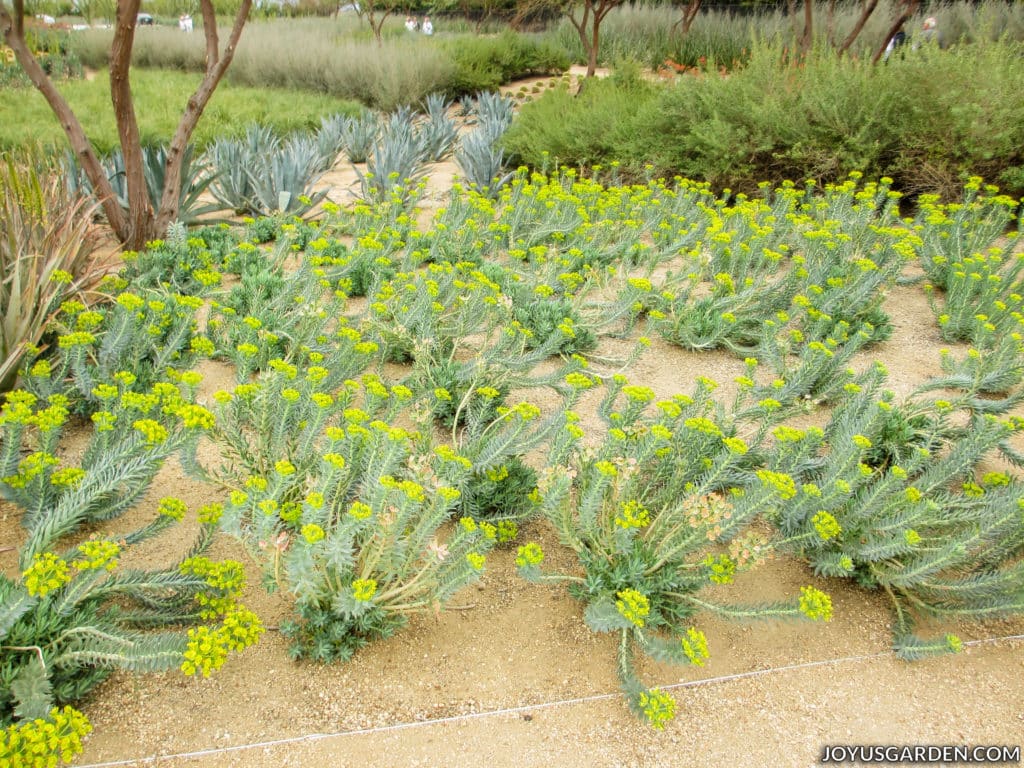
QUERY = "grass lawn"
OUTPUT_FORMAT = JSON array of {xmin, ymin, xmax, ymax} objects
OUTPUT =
[{"xmin": 0, "ymin": 69, "xmax": 362, "ymax": 155}]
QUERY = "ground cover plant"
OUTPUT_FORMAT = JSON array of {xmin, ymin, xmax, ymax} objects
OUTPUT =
[
  {"xmin": 3, "ymin": 135, "xmax": 1024, "ymax": 761},
  {"xmin": 67, "ymin": 19, "xmax": 567, "ymax": 112}
]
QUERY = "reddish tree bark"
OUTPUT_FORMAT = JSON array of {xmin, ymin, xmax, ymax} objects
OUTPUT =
[
  {"xmin": 1, "ymin": 0, "xmax": 128, "ymax": 238},
  {"xmin": 672, "ymin": 0, "xmax": 702, "ymax": 36},
  {"xmin": 567, "ymin": 0, "xmax": 622, "ymax": 78},
  {"xmin": 1, "ymin": 0, "xmax": 252, "ymax": 249},
  {"xmin": 872, "ymin": 0, "xmax": 920, "ymax": 63},
  {"xmin": 837, "ymin": 0, "xmax": 879, "ymax": 55},
  {"xmin": 800, "ymin": 0, "xmax": 814, "ymax": 55}
]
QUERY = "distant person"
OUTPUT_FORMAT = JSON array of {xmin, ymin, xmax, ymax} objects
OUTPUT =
[
  {"xmin": 421, "ymin": 16, "xmax": 433, "ymax": 35},
  {"xmin": 179, "ymin": 13, "xmax": 193, "ymax": 32},
  {"xmin": 914, "ymin": 16, "xmax": 943, "ymax": 49},
  {"xmin": 883, "ymin": 26, "xmax": 907, "ymax": 61},
  {"xmin": 405, "ymin": 15, "xmax": 417, "ymax": 32}
]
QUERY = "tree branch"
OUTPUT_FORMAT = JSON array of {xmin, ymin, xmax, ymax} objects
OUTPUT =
[
  {"xmin": 200, "ymin": 0, "xmax": 219, "ymax": 70},
  {"xmin": 155, "ymin": 0, "xmax": 252, "ymax": 232},
  {"xmin": 837, "ymin": 0, "xmax": 879, "ymax": 55},
  {"xmin": 110, "ymin": 0, "xmax": 150, "ymax": 246},
  {"xmin": 0, "ymin": 0, "xmax": 128, "ymax": 238},
  {"xmin": 872, "ymin": 0, "xmax": 919, "ymax": 64}
]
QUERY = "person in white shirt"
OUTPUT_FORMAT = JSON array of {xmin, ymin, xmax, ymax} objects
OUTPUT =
[
  {"xmin": 405, "ymin": 16, "xmax": 417, "ymax": 32},
  {"xmin": 421, "ymin": 16, "xmax": 433, "ymax": 35}
]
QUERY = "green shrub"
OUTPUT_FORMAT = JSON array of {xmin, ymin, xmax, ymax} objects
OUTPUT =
[
  {"xmin": 443, "ymin": 32, "xmax": 569, "ymax": 96},
  {"xmin": 506, "ymin": 40, "xmax": 1024, "ymax": 198},
  {"xmin": 502, "ymin": 73, "xmax": 656, "ymax": 172}
]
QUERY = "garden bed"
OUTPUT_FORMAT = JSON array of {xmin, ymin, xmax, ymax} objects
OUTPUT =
[{"xmin": 3, "ymin": 144, "xmax": 1024, "ymax": 767}]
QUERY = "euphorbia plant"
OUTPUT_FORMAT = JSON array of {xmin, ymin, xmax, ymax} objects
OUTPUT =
[
  {"xmin": 220, "ymin": 406, "xmax": 493, "ymax": 662},
  {"xmin": 764, "ymin": 363, "xmax": 1024, "ymax": 657},
  {"xmin": 517, "ymin": 373, "xmax": 833, "ymax": 727},
  {"xmin": 0, "ymin": 382, "xmax": 262, "ymax": 766}
]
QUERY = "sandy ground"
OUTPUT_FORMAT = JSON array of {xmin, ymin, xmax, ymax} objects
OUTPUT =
[{"xmin": 3, "ymin": 78, "xmax": 1024, "ymax": 768}]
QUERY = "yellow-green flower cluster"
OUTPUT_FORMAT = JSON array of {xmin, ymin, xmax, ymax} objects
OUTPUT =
[
  {"xmin": 301, "ymin": 524, "xmax": 326, "ymax": 544},
  {"xmin": 466, "ymin": 552, "xmax": 486, "ymax": 571},
  {"xmin": 198, "ymin": 503, "xmax": 224, "ymax": 525},
  {"xmin": 158, "ymin": 496, "xmax": 188, "ymax": 521},
  {"xmin": 180, "ymin": 609, "xmax": 265, "ymax": 680},
  {"xmin": 133, "ymin": 419, "xmax": 168, "ymax": 446},
  {"xmin": 798, "ymin": 586, "xmax": 833, "ymax": 621},
  {"xmin": 73, "ymin": 540, "xmax": 120, "ymax": 571},
  {"xmin": 2, "ymin": 452, "xmax": 59, "ymax": 489},
  {"xmin": 680, "ymin": 627, "xmax": 709, "ymax": 666},
  {"xmin": 180, "ymin": 556, "xmax": 246, "ymax": 595},
  {"xmin": 49, "ymin": 467, "xmax": 86, "ymax": 489},
  {"xmin": 684, "ymin": 417, "xmax": 722, "ymax": 437},
  {"xmin": 0, "ymin": 705, "xmax": 92, "ymax": 768},
  {"xmin": 352, "ymin": 578, "xmax": 378, "ymax": 602},
  {"xmin": 615, "ymin": 588, "xmax": 650, "ymax": 628},
  {"xmin": 703, "ymin": 553, "xmax": 736, "ymax": 584},
  {"xmin": 637, "ymin": 688, "xmax": 676, "ymax": 730},
  {"xmin": 811, "ymin": 511, "xmax": 842, "ymax": 541},
  {"xmin": 22, "ymin": 552, "xmax": 71, "ymax": 597},
  {"xmin": 515, "ymin": 542, "xmax": 544, "ymax": 568},
  {"xmin": 174, "ymin": 404, "xmax": 215, "ymax": 430},
  {"xmin": 756, "ymin": 469, "xmax": 797, "ymax": 500},
  {"xmin": 348, "ymin": 500, "xmax": 373, "ymax": 520},
  {"xmin": 614, "ymin": 499, "xmax": 650, "ymax": 529}
]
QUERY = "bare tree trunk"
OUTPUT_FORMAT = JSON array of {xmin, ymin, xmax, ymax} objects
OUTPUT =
[
  {"xmin": 1, "ymin": 0, "xmax": 128, "ymax": 238},
  {"xmin": 109, "ymin": 0, "xmax": 152, "ymax": 246},
  {"xmin": 589, "ymin": 0, "xmax": 605, "ymax": 78},
  {"xmin": 838, "ymin": 0, "xmax": 879, "ymax": 55},
  {"xmin": 155, "ymin": 0, "xmax": 253, "ymax": 235},
  {"xmin": 672, "ymin": 0, "xmax": 702, "ymax": 35},
  {"xmin": 825, "ymin": 0, "xmax": 837, "ymax": 47},
  {"xmin": 800, "ymin": 0, "xmax": 813, "ymax": 55},
  {"xmin": 872, "ymin": 0, "xmax": 919, "ymax": 64},
  {"xmin": 567, "ymin": 3, "xmax": 592, "ymax": 76}
]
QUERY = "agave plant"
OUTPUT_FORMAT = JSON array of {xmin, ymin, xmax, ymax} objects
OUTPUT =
[
  {"xmin": 356, "ymin": 115, "xmax": 427, "ymax": 204},
  {"xmin": 1, "ymin": 153, "xmax": 103, "ymax": 393},
  {"xmin": 455, "ymin": 128, "xmax": 513, "ymax": 198},
  {"xmin": 206, "ymin": 127, "xmax": 327, "ymax": 218},
  {"xmin": 473, "ymin": 90, "xmax": 514, "ymax": 138},
  {"xmin": 415, "ymin": 93, "xmax": 458, "ymax": 163},
  {"xmin": 341, "ymin": 109, "xmax": 380, "ymax": 164},
  {"xmin": 206, "ymin": 125, "xmax": 281, "ymax": 214},
  {"xmin": 246, "ymin": 133, "xmax": 328, "ymax": 218},
  {"xmin": 316, "ymin": 114, "xmax": 350, "ymax": 171},
  {"xmin": 68, "ymin": 144, "xmax": 220, "ymax": 226}
]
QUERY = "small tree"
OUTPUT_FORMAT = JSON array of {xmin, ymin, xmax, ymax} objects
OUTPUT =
[
  {"xmin": 0, "ymin": 0, "xmax": 253, "ymax": 249},
  {"xmin": 514, "ymin": 0, "xmax": 622, "ymax": 77},
  {"xmin": 672, "ymin": 0, "xmax": 701, "ymax": 35},
  {"xmin": 568, "ymin": 0, "xmax": 624, "ymax": 77},
  {"xmin": 355, "ymin": 0, "xmax": 404, "ymax": 45}
]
